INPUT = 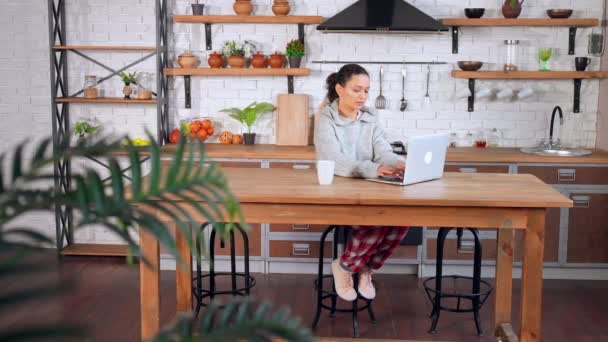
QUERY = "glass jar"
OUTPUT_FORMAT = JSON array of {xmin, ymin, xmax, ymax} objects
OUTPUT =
[
  {"xmin": 474, "ymin": 130, "xmax": 487, "ymax": 148},
  {"xmin": 461, "ymin": 131, "xmax": 474, "ymax": 147},
  {"xmin": 503, "ymin": 40, "xmax": 520, "ymax": 72},
  {"xmin": 449, "ymin": 132, "xmax": 458, "ymax": 148},
  {"xmin": 83, "ymin": 75, "xmax": 98, "ymax": 99},
  {"xmin": 487, "ymin": 128, "xmax": 500, "ymax": 147},
  {"xmin": 137, "ymin": 72, "xmax": 153, "ymax": 100},
  {"xmin": 588, "ymin": 27, "xmax": 605, "ymax": 57}
]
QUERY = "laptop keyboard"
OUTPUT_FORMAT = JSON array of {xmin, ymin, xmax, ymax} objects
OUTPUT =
[{"xmin": 379, "ymin": 175, "xmax": 403, "ymax": 182}]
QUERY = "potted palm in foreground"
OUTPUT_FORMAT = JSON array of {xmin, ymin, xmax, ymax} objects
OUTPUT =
[{"xmin": 221, "ymin": 102, "xmax": 275, "ymax": 145}]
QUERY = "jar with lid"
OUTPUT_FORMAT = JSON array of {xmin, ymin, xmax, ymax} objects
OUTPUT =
[
  {"xmin": 449, "ymin": 132, "xmax": 458, "ymax": 148},
  {"xmin": 83, "ymin": 75, "xmax": 98, "ymax": 99},
  {"xmin": 486, "ymin": 128, "xmax": 500, "ymax": 147},
  {"xmin": 474, "ymin": 130, "xmax": 487, "ymax": 148},
  {"xmin": 461, "ymin": 131, "xmax": 474, "ymax": 147},
  {"xmin": 503, "ymin": 40, "xmax": 520, "ymax": 72}
]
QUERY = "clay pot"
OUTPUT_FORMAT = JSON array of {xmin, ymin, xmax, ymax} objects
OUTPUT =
[
  {"xmin": 228, "ymin": 54, "xmax": 246, "ymax": 68},
  {"xmin": 177, "ymin": 51, "xmax": 200, "ymax": 68},
  {"xmin": 272, "ymin": 0, "xmax": 290, "ymax": 16},
  {"xmin": 233, "ymin": 0, "xmax": 253, "ymax": 16},
  {"xmin": 207, "ymin": 52, "xmax": 224, "ymax": 68},
  {"xmin": 123, "ymin": 84, "xmax": 133, "ymax": 99},
  {"xmin": 268, "ymin": 52, "xmax": 285, "ymax": 68},
  {"xmin": 502, "ymin": 0, "xmax": 524, "ymax": 18},
  {"xmin": 251, "ymin": 53, "xmax": 268, "ymax": 68}
]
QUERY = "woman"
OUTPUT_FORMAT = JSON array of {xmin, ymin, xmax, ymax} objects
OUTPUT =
[{"xmin": 314, "ymin": 64, "xmax": 410, "ymax": 302}]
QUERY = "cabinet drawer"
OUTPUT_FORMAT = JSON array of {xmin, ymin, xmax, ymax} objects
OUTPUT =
[
  {"xmin": 215, "ymin": 161, "xmax": 261, "ymax": 168},
  {"xmin": 269, "ymin": 224, "xmax": 330, "ymax": 233},
  {"xmin": 392, "ymin": 246, "xmax": 419, "ymax": 260},
  {"xmin": 212, "ymin": 224, "xmax": 262, "ymax": 257},
  {"xmin": 269, "ymin": 240, "xmax": 332, "ymax": 259},
  {"xmin": 426, "ymin": 238, "xmax": 497, "ymax": 261},
  {"xmin": 567, "ymin": 194, "xmax": 608, "ymax": 263},
  {"xmin": 513, "ymin": 208, "xmax": 560, "ymax": 262},
  {"xmin": 269, "ymin": 162, "xmax": 315, "ymax": 170},
  {"xmin": 445, "ymin": 164, "xmax": 509, "ymax": 173},
  {"xmin": 518, "ymin": 166, "xmax": 608, "ymax": 185}
]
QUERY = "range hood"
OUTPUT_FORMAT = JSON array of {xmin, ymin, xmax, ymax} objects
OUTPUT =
[{"xmin": 317, "ymin": 0, "xmax": 447, "ymax": 33}]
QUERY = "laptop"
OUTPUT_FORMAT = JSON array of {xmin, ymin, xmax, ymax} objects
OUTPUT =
[{"xmin": 366, "ymin": 133, "xmax": 449, "ymax": 186}]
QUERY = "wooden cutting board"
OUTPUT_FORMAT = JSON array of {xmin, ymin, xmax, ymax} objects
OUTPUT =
[{"xmin": 275, "ymin": 94, "xmax": 310, "ymax": 146}]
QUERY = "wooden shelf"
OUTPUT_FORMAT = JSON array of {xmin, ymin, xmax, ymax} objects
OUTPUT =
[
  {"xmin": 56, "ymin": 97, "xmax": 157, "ymax": 104},
  {"xmin": 61, "ymin": 243, "xmax": 129, "ymax": 257},
  {"xmin": 175, "ymin": 15, "xmax": 323, "ymax": 24},
  {"xmin": 53, "ymin": 45, "xmax": 157, "ymax": 51},
  {"xmin": 452, "ymin": 71, "xmax": 608, "ymax": 79},
  {"xmin": 164, "ymin": 67, "xmax": 311, "ymax": 77},
  {"xmin": 441, "ymin": 18, "xmax": 598, "ymax": 27}
]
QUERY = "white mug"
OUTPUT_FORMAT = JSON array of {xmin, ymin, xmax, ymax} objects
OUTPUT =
[
  {"xmin": 455, "ymin": 87, "xmax": 472, "ymax": 99},
  {"xmin": 316, "ymin": 160, "xmax": 335, "ymax": 185},
  {"xmin": 496, "ymin": 88, "xmax": 514, "ymax": 100},
  {"xmin": 517, "ymin": 87, "xmax": 535, "ymax": 100},
  {"xmin": 475, "ymin": 88, "xmax": 493, "ymax": 99}
]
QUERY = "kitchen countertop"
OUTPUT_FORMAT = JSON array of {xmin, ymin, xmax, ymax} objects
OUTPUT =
[{"xmin": 154, "ymin": 144, "xmax": 608, "ymax": 164}]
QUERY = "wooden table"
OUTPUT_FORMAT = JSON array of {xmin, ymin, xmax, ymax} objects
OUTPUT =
[{"xmin": 138, "ymin": 168, "xmax": 572, "ymax": 342}]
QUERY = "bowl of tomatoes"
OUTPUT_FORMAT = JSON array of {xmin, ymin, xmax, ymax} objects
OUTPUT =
[{"xmin": 183, "ymin": 118, "xmax": 217, "ymax": 142}]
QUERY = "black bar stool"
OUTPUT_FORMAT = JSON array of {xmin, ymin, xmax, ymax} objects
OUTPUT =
[
  {"xmin": 312, "ymin": 225, "xmax": 377, "ymax": 338},
  {"xmin": 192, "ymin": 222, "xmax": 256, "ymax": 317},
  {"xmin": 423, "ymin": 227, "xmax": 493, "ymax": 336}
]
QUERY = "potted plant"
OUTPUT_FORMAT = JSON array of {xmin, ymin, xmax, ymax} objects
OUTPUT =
[
  {"xmin": 191, "ymin": 0, "xmax": 205, "ymax": 15},
  {"xmin": 221, "ymin": 41, "xmax": 247, "ymax": 68},
  {"xmin": 119, "ymin": 71, "xmax": 139, "ymax": 99},
  {"xmin": 502, "ymin": 0, "xmax": 524, "ymax": 18},
  {"xmin": 285, "ymin": 39, "xmax": 304, "ymax": 68},
  {"xmin": 221, "ymin": 102, "xmax": 276, "ymax": 145},
  {"xmin": 74, "ymin": 120, "xmax": 100, "ymax": 144}
]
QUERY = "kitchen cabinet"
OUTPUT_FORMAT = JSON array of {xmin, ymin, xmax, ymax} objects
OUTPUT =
[
  {"xmin": 269, "ymin": 240, "xmax": 332, "ymax": 259},
  {"xmin": 211, "ymin": 224, "xmax": 263, "ymax": 257},
  {"xmin": 566, "ymin": 193, "xmax": 608, "ymax": 263},
  {"xmin": 513, "ymin": 208, "xmax": 561, "ymax": 262},
  {"xmin": 518, "ymin": 165, "xmax": 608, "ymax": 185}
]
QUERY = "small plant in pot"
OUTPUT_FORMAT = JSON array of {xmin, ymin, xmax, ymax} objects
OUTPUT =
[
  {"xmin": 74, "ymin": 119, "xmax": 100, "ymax": 144},
  {"xmin": 221, "ymin": 41, "xmax": 247, "ymax": 68},
  {"xmin": 119, "ymin": 71, "xmax": 139, "ymax": 99},
  {"xmin": 221, "ymin": 102, "xmax": 275, "ymax": 145},
  {"xmin": 285, "ymin": 39, "xmax": 304, "ymax": 68}
]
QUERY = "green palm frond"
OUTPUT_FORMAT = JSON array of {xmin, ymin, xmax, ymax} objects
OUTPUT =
[{"xmin": 152, "ymin": 300, "xmax": 315, "ymax": 342}]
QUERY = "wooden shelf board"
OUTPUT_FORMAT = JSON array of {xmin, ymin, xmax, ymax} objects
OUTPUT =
[
  {"xmin": 56, "ymin": 97, "xmax": 157, "ymax": 104},
  {"xmin": 164, "ymin": 68, "xmax": 311, "ymax": 77},
  {"xmin": 441, "ymin": 18, "xmax": 598, "ymax": 27},
  {"xmin": 175, "ymin": 15, "xmax": 323, "ymax": 24},
  {"xmin": 61, "ymin": 243, "xmax": 129, "ymax": 257},
  {"xmin": 452, "ymin": 71, "xmax": 608, "ymax": 79},
  {"xmin": 53, "ymin": 45, "xmax": 157, "ymax": 51}
]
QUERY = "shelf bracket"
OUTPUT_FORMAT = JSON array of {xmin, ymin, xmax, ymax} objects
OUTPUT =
[
  {"xmin": 451, "ymin": 26, "xmax": 459, "ymax": 54},
  {"xmin": 287, "ymin": 76, "xmax": 294, "ymax": 94},
  {"xmin": 573, "ymin": 78, "xmax": 582, "ymax": 113},
  {"xmin": 184, "ymin": 76, "xmax": 191, "ymax": 108},
  {"xmin": 467, "ymin": 78, "xmax": 476, "ymax": 112},
  {"xmin": 205, "ymin": 23, "xmax": 212, "ymax": 50},
  {"xmin": 298, "ymin": 24, "xmax": 305, "ymax": 44},
  {"xmin": 569, "ymin": 27, "xmax": 577, "ymax": 55}
]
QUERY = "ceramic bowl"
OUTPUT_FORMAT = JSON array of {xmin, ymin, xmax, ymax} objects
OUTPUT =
[
  {"xmin": 457, "ymin": 61, "xmax": 483, "ymax": 71},
  {"xmin": 547, "ymin": 9, "xmax": 573, "ymax": 19},
  {"xmin": 465, "ymin": 8, "xmax": 485, "ymax": 19}
]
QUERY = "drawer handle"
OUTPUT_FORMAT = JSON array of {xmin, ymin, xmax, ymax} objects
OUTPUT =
[
  {"xmin": 292, "ymin": 164, "xmax": 312, "ymax": 170},
  {"xmin": 291, "ymin": 224, "xmax": 310, "ymax": 231},
  {"xmin": 558, "ymin": 169, "xmax": 576, "ymax": 182},
  {"xmin": 459, "ymin": 168, "xmax": 478, "ymax": 173},
  {"xmin": 457, "ymin": 240, "xmax": 475, "ymax": 254},
  {"xmin": 572, "ymin": 195, "xmax": 590, "ymax": 208},
  {"xmin": 292, "ymin": 243, "xmax": 310, "ymax": 256}
]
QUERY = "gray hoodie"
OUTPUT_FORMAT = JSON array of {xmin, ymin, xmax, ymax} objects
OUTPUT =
[{"xmin": 314, "ymin": 100, "xmax": 406, "ymax": 179}]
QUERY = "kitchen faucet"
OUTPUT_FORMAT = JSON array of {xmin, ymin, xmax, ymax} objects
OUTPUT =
[{"xmin": 548, "ymin": 105, "xmax": 564, "ymax": 148}]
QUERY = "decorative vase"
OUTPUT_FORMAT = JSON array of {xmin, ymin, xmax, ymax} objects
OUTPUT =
[
  {"xmin": 288, "ymin": 56, "xmax": 302, "ymax": 68},
  {"xmin": 191, "ymin": 3, "xmax": 205, "ymax": 15},
  {"xmin": 207, "ymin": 52, "xmax": 224, "ymax": 68},
  {"xmin": 233, "ymin": 0, "xmax": 253, "ymax": 16},
  {"xmin": 177, "ymin": 51, "xmax": 200, "ymax": 68},
  {"xmin": 243, "ymin": 133, "xmax": 256, "ymax": 145},
  {"xmin": 251, "ymin": 53, "xmax": 268, "ymax": 68},
  {"xmin": 269, "ymin": 52, "xmax": 285, "ymax": 68},
  {"xmin": 502, "ymin": 0, "xmax": 524, "ymax": 18},
  {"xmin": 228, "ymin": 54, "xmax": 246, "ymax": 68},
  {"xmin": 272, "ymin": 0, "xmax": 290, "ymax": 16},
  {"xmin": 123, "ymin": 84, "xmax": 133, "ymax": 99}
]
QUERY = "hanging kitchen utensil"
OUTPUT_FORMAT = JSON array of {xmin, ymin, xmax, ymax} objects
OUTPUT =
[
  {"xmin": 400, "ymin": 67, "xmax": 408, "ymax": 112},
  {"xmin": 375, "ymin": 65, "xmax": 387, "ymax": 109},
  {"xmin": 424, "ymin": 64, "xmax": 431, "ymax": 104}
]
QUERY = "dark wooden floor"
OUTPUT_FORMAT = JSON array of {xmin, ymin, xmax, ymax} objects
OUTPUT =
[{"xmin": 2, "ymin": 254, "xmax": 608, "ymax": 342}]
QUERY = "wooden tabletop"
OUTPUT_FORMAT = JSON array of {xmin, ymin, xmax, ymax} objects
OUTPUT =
[{"xmin": 210, "ymin": 168, "xmax": 572, "ymax": 209}]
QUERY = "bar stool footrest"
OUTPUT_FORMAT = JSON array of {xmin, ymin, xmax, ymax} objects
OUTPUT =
[{"xmin": 423, "ymin": 275, "xmax": 493, "ymax": 313}]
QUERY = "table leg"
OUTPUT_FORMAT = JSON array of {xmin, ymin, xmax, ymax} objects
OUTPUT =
[
  {"xmin": 176, "ymin": 224, "xmax": 193, "ymax": 313},
  {"xmin": 140, "ymin": 228, "xmax": 160, "ymax": 341},
  {"xmin": 494, "ymin": 228, "xmax": 514, "ymax": 334},
  {"xmin": 520, "ymin": 209, "xmax": 546, "ymax": 342}
]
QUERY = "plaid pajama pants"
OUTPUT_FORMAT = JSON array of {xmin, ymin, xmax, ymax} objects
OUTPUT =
[{"xmin": 340, "ymin": 226, "xmax": 410, "ymax": 273}]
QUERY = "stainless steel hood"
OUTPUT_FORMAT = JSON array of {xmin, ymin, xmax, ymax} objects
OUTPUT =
[{"xmin": 317, "ymin": 0, "xmax": 447, "ymax": 33}]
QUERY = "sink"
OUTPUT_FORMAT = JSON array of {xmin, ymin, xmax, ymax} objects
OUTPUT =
[{"xmin": 520, "ymin": 147, "xmax": 592, "ymax": 157}]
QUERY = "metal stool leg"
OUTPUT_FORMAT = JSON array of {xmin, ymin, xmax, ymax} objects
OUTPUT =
[
  {"xmin": 430, "ymin": 228, "xmax": 451, "ymax": 334},
  {"xmin": 229, "ymin": 229, "xmax": 237, "ymax": 296},
  {"xmin": 469, "ymin": 228, "xmax": 484, "ymax": 336},
  {"xmin": 237, "ymin": 224, "xmax": 251, "ymax": 295},
  {"xmin": 352, "ymin": 278, "xmax": 359, "ymax": 338},
  {"xmin": 209, "ymin": 228, "xmax": 217, "ymax": 301},
  {"xmin": 329, "ymin": 227, "xmax": 340, "ymax": 318},
  {"xmin": 194, "ymin": 228, "xmax": 204, "ymax": 318},
  {"xmin": 312, "ymin": 226, "xmax": 334, "ymax": 331},
  {"xmin": 367, "ymin": 299, "xmax": 377, "ymax": 324}
]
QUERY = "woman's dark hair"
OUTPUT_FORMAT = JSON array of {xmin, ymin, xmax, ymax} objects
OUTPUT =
[{"xmin": 325, "ymin": 64, "xmax": 369, "ymax": 103}]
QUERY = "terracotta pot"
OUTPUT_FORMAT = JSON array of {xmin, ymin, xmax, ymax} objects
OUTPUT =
[
  {"xmin": 268, "ymin": 52, "xmax": 285, "ymax": 68},
  {"xmin": 502, "ymin": 0, "xmax": 524, "ymax": 18},
  {"xmin": 228, "ymin": 54, "xmax": 246, "ymax": 68},
  {"xmin": 272, "ymin": 0, "xmax": 290, "ymax": 16},
  {"xmin": 233, "ymin": 0, "xmax": 253, "ymax": 16},
  {"xmin": 207, "ymin": 52, "xmax": 224, "ymax": 68},
  {"xmin": 177, "ymin": 51, "xmax": 200, "ymax": 68},
  {"xmin": 251, "ymin": 53, "xmax": 268, "ymax": 68},
  {"xmin": 123, "ymin": 84, "xmax": 133, "ymax": 99}
]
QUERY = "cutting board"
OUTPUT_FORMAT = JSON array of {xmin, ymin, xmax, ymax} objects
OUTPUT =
[{"xmin": 275, "ymin": 94, "xmax": 310, "ymax": 146}]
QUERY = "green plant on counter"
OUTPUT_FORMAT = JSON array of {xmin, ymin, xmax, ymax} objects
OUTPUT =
[
  {"xmin": 119, "ymin": 71, "xmax": 140, "ymax": 85},
  {"xmin": 221, "ymin": 40, "xmax": 246, "ymax": 57},
  {"xmin": 0, "ymin": 133, "xmax": 313, "ymax": 341},
  {"xmin": 221, "ymin": 102, "xmax": 276, "ymax": 134},
  {"xmin": 74, "ymin": 120, "xmax": 100, "ymax": 139},
  {"xmin": 285, "ymin": 39, "xmax": 305, "ymax": 57}
]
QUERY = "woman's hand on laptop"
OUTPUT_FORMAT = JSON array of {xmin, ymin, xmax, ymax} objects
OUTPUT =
[
  {"xmin": 377, "ymin": 165, "xmax": 404, "ymax": 178},
  {"xmin": 395, "ymin": 161, "xmax": 406, "ymax": 172}
]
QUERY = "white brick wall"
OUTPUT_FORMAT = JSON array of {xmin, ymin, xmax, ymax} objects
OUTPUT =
[{"xmin": 0, "ymin": 0, "xmax": 604, "ymax": 244}]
